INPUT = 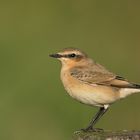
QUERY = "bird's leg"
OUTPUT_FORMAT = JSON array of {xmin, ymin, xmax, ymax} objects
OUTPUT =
[{"xmin": 82, "ymin": 106, "xmax": 109, "ymax": 132}]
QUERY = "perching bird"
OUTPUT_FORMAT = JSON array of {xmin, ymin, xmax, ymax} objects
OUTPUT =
[{"xmin": 49, "ymin": 48, "xmax": 140, "ymax": 132}]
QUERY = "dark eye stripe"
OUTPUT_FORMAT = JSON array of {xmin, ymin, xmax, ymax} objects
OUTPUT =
[
  {"xmin": 63, "ymin": 53, "xmax": 76, "ymax": 58},
  {"xmin": 68, "ymin": 53, "xmax": 76, "ymax": 58},
  {"xmin": 62, "ymin": 53, "xmax": 83, "ymax": 59}
]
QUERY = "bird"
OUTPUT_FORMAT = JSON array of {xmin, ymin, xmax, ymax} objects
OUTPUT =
[{"xmin": 49, "ymin": 48, "xmax": 140, "ymax": 132}]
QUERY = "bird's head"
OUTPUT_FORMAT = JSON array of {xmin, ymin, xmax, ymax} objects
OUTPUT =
[{"xmin": 49, "ymin": 48, "xmax": 88, "ymax": 67}]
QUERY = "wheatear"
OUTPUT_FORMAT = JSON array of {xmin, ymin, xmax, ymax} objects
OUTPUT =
[{"xmin": 49, "ymin": 48, "xmax": 140, "ymax": 131}]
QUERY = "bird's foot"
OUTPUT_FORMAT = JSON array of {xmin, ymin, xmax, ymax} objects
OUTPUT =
[{"xmin": 81, "ymin": 126, "xmax": 104, "ymax": 132}]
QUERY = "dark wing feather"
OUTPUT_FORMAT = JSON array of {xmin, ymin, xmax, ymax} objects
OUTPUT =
[{"xmin": 111, "ymin": 76, "xmax": 140, "ymax": 89}]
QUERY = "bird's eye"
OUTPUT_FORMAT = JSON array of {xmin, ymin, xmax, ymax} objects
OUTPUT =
[{"xmin": 68, "ymin": 53, "xmax": 76, "ymax": 58}]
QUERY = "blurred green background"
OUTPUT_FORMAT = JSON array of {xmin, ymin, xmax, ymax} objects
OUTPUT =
[{"xmin": 0, "ymin": 0, "xmax": 140, "ymax": 140}]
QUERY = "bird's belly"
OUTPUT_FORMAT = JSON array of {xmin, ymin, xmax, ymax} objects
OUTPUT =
[
  {"xmin": 61, "ymin": 72, "xmax": 120, "ymax": 107},
  {"xmin": 67, "ymin": 87, "xmax": 104, "ymax": 107},
  {"xmin": 63, "ymin": 81, "xmax": 119, "ymax": 107}
]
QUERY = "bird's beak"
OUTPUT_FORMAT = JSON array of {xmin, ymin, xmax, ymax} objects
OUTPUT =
[{"xmin": 49, "ymin": 53, "xmax": 62, "ymax": 58}]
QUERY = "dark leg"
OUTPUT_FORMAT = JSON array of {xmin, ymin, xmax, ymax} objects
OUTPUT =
[{"xmin": 82, "ymin": 106, "xmax": 109, "ymax": 132}]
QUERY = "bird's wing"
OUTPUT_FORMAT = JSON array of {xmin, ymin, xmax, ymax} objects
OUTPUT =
[
  {"xmin": 70, "ymin": 65, "xmax": 115, "ymax": 84},
  {"xmin": 70, "ymin": 66, "xmax": 140, "ymax": 89}
]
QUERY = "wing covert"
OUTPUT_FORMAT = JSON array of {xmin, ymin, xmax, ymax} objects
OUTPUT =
[{"xmin": 70, "ymin": 66, "xmax": 115, "ymax": 84}]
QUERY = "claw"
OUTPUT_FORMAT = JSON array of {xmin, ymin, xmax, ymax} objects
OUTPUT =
[{"xmin": 81, "ymin": 127, "xmax": 104, "ymax": 132}]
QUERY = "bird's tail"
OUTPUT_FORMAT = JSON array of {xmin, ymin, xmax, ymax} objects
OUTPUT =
[
  {"xmin": 129, "ymin": 83, "xmax": 140, "ymax": 89},
  {"xmin": 119, "ymin": 83, "xmax": 140, "ymax": 98}
]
